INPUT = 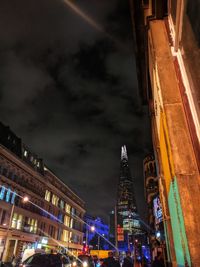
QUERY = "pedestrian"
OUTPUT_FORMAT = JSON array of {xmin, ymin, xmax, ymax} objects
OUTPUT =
[
  {"xmin": 122, "ymin": 251, "xmax": 134, "ymax": 267},
  {"xmin": 99, "ymin": 258, "xmax": 106, "ymax": 267},
  {"xmin": 104, "ymin": 252, "xmax": 120, "ymax": 267},
  {"xmin": 151, "ymin": 252, "xmax": 164, "ymax": 267}
]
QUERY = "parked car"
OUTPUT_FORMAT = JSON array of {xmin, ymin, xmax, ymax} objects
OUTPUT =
[
  {"xmin": 19, "ymin": 253, "xmax": 71, "ymax": 267},
  {"xmin": 72, "ymin": 255, "xmax": 95, "ymax": 267}
]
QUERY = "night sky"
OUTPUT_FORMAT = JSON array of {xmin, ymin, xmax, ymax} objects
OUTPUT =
[{"xmin": 0, "ymin": 0, "xmax": 152, "ymax": 221}]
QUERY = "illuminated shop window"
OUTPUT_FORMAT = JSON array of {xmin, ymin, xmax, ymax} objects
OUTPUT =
[
  {"xmin": 65, "ymin": 204, "xmax": 71, "ymax": 213},
  {"xmin": 0, "ymin": 186, "xmax": 6, "ymax": 200},
  {"xmin": 45, "ymin": 190, "xmax": 51, "ymax": 202},
  {"xmin": 52, "ymin": 194, "xmax": 59, "ymax": 206},
  {"xmin": 64, "ymin": 215, "xmax": 70, "ymax": 227}
]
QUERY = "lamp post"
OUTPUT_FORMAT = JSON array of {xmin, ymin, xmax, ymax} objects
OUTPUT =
[
  {"xmin": 86, "ymin": 225, "xmax": 95, "ymax": 248},
  {"xmin": 97, "ymin": 235, "xmax": 100, "ymax": 258},
  {"xmin": 0, "ymin": 196, "xmax": 29, "ymax": 264}
]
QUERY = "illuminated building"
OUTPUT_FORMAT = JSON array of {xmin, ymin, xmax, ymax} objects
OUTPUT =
[
  {"xmin": 0, "ymin": 122, "xmax": 85, "ymax": 262},
  {"xmin": 130, "ymin": 1, "xmax": 200, "ymax": 266},
  {"xmin": 116, "ymin": 145, "xmax": 142, "ymax": 251},
  {"xmin": 83, "ymin": 214, "xmax": 109, "ymax": 250},
  {"xmin": 108, "ymin": 210, "xmax": 115, "ymax": 249}
]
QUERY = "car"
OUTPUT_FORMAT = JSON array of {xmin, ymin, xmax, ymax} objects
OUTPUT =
[
  {"xmin": 19, "ymin": 253, "xmax": 71, "ymax": 267},
  {"xmin": 72, "ymin": 255, "xmax": 95, "ymax": 267}
]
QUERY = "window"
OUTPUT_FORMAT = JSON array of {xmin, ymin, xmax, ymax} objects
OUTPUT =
[
  {"xmin": 71, "ymin": 207, "xmax": 75, "ymax": 216},
  {"xmin": 60, "ymin": 200, "xmax": 64, "ymax": 209},
  {"xmin": 64, "ymin": 215, "xmax": 70, "ymax": 227},
  {"xmin": 11, "ymin": 213, "xmax": 17, "ymax": 228},
  {"xmin": 6, "ymin": 188, "xmax": 11, "ymax": 202},
  {"xmin": 70, "ymin": 218, "xmax": 74, "ymax": 228},
  {"xmin": 52, "ymin": 194, "xmax": 59, "ymax": 206},
  {"xmin": 58, "ymin": 212, "xmax": 63, "ymax": 222},
  {"xmin": 11, "ymin": 213, "xmax": 23, "ymax": 230},
  {"xmin": 48, "ymin": 225, "xmax": 55, "ymax": 237},
  {"xmin": 0, "ymin": 186, "xmax": 6, "ymax": 200},
  {"xmin": 17, "ymin": 214, "xmax": 23, "ymax": 230},
  {"xmin": 65, "ymin": 203, "xmax": 71, "ymax": 214},
  {"xmin": 45, "ymin": 190, "xmax": 51, "ymax": 202},
  {"xmin": 62, "ymin": 230, "xmax": 69, "ymax": 242},
  {"xmin": 11, "ymin": 192, "xmax": 16, "ymax": 204},
  {"xmin": 1, "ymin": 210, "xmax": 6, "ymax": 225},
  {"xmin": 27, "ymin": 218, "xmax": 38, "ymax": 233}
]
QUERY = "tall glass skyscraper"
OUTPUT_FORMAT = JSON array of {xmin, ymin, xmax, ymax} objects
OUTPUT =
[{"xmin": 117, "ymin": 145, "xmax": 142, "ymax": 251}]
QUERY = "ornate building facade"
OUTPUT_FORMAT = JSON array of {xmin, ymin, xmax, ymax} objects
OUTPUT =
[
  {"xmin": 0, "ymin": 122, "xmax": 85, "ymax": 262},
  {"xmin": 130, "ymin": 1, "xmax": 200, "ymax": 266}
]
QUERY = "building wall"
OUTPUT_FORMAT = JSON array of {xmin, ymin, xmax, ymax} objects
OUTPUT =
[
  {"xmin": 0, "ymin": 124, "xmax": 85, "ymax": 262},
  {"xmin": 131, "ymin": 0, "xmax": 200, "ymax": 266}
]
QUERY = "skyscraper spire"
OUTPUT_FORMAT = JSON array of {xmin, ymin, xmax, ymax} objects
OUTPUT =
[
  {"xmin": 116, "ymin": 145, "xmax": 142, "ymax": 251},
  {"xmin": 121, "ymin": 145, "xmax": 128, "ymax": 160}
]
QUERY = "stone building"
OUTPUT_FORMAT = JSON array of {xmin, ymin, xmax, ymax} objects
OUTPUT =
[
  {"xmin": 0, "ymin": 122, "xmax": 85, "ymax": 262},
  {"xmin": 130, "ymin": 0, "xmax": 200, "ymax": 266}
]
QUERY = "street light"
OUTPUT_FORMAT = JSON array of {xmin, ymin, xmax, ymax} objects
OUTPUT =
[
  {"xmin": 85, "ymin": 225, "xmax": 95, "ymax": 247},
  {"xmin": 1, "ymin": 196, "xmax": 29, "ymax": 263}
]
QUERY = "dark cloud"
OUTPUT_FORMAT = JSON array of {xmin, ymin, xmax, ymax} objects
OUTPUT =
[{"xmin": 0, "ymin": 0, "xmax": 152, "ymax": 221}]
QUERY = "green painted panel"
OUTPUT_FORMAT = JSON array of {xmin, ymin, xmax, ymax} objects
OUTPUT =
[
  {"xmin": 168, "ymin": 177, "xmax": 191, "ymax": 267},
  {"xmin": 163, "ymin": 221, "xmax": 171, "ymax": 262}
]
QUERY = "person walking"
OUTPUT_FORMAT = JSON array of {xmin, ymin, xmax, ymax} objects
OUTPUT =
[
  {"xmin": 122, "ymin": 252, "xmax": 134, "ymax": 267},
  {"xmin": 104, "ymin": 252, "xmax": 120, "ymax": 267}
]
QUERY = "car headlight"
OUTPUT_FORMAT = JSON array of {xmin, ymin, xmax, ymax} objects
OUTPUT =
[
  {"xmin": 83, "ymin": 261, "xmax": 88, "ymax": 267},
  {"xmin": 72, "ymin": 261, "xmax": 77, "ymax": 266}
]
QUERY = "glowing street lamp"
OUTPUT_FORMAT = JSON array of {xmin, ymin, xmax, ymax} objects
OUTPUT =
[
  {"xmin": 90, "ymin": 226, "xmax": 95, "ymax": 232},
  {"xmin": 22, "ymin": 196, "xmax": 29, "ymax": 203}
]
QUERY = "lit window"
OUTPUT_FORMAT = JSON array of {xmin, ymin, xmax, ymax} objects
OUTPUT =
[
  {"xmin": 17, "ymin": 214, "xmax": 23, "ymax": 230},
  {"xmin": 0, "ymin": 186, "xmax": 6, "ymax": 200},
  {"xmin": 52, "ymin": 194, "xmax": 59, "ymax": 206},
  {"xmin": 64, "ymin": 215, "xmax": 70, "ymax": 227},
  {"xmin": 11, "ymin": 213, "xmax": 23, "ymax": 230},
  {"xmin": 11, "ymin": 213, "xmax": 18, "ymax": 228},
  {"xmin": 45, "ymin": 190, "xmax": 51, "ymax": 202},
  {"xmin": 65, "ymin": 204, "xmax": 71, "ymax": 213},
  {"xmin": 70, "ymin": 218, "xmax": 74, "ymax": 228},
  {"xmin": 11, "ymin": 192, "xmax": 16, "ymax": 204},
  {"xmin": 28, "ymin": 218, "xmax": 38, "ymax": 233},
  {"xmin": 6, "ymin": 188, "xmax": 11, "ymax": 202},
  {"xmin": 62, "ymin": 230, "xmax": 69, "ymax": 242}
]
